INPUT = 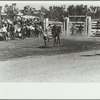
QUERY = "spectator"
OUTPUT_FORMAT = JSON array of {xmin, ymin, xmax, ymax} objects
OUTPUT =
[
  {"xmin": 1, "ymin": 24, "xmax": 7, "ymax": 41},
  {"xmin": 78, "ymin": 23, "xmax": 83, "ymax": 34}
]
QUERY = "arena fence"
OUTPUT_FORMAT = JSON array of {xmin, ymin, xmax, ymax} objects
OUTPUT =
[
  {"xmin": 42, "ymin": 17, "xmax": 100, "ymax": 38},
  {"xmin": 62, "ymin": 16, "xmax": 91, "ymax": 37},
  {"xmin": 91, "ymin": 19, "xmax": 100, "ymax": 35},
  {"xmin": 43, "ymin": 16, "xmax": 92, "ymax": 38}
]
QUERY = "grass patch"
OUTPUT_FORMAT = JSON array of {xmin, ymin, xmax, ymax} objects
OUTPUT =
[{"xmin": 0, "ymin": 37, "xmax": 100, "ymax": 61}]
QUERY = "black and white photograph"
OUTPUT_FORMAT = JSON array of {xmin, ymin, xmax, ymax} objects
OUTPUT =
[
  {"xmin": 0, "ymin": 0, "xmax": 100, "ymax": 83},
  {"xmin": 1, "ymin": 0, "xmax": 100, "ymax": 99}
]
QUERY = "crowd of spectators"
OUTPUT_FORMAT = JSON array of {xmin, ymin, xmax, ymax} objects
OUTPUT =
[{"xmin": 0, "ymin": 16, "xmax": 44, "ymax": 41}]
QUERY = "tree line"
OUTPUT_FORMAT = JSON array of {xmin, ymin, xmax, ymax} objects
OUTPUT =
[{"xmin": 4, "ymin": 3, "xmax": 100, "ymax": 21}]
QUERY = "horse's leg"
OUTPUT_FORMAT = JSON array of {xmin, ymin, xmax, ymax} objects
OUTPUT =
[
  {"xmin": 58, "ymin": 35, "xmax": 61, "ymax": 45},
  {"xmin": 43, "ymin": 36, "xmax": 47, "ymax": 47},
  {"xmin": 56, "ymin": 37, "xmax": 58, "ymax": 46},
  {"xmin": 56, "ymin": 36, "xmax": 58, "ymax": 45},
  {"xmin": 54, "ymin": 38, "xmax": 57, "ymax": 47}
]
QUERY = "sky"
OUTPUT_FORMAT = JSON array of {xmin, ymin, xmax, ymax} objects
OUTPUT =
[{"xmin": 0, "ymin": 1, "xmax": 100, "ymax": 12}]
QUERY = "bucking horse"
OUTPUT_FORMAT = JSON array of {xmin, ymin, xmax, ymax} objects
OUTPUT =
[{"xmin": 42, "ymin": 24, "xmax": 61, "ymax": 47}]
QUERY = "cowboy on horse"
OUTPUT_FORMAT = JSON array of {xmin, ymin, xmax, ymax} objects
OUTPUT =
[{"xmin": 42, "ymin": 23, "xmax": 61, "ymax": 47}]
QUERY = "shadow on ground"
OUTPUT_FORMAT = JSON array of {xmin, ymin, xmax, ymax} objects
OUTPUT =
[{"xmin": 38, "ymin": 46, "xmax": 52, "ymax": 49}]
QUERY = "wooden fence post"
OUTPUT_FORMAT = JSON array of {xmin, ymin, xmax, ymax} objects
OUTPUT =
[{"xmin": 87, "ymin": 16, "xmax": 91, "ymax": 36}]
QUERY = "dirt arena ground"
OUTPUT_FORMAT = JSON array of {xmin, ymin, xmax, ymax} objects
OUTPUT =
[{"xmin": 0, "ymin": 37, "xmax": 100, "ymax": 82}]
